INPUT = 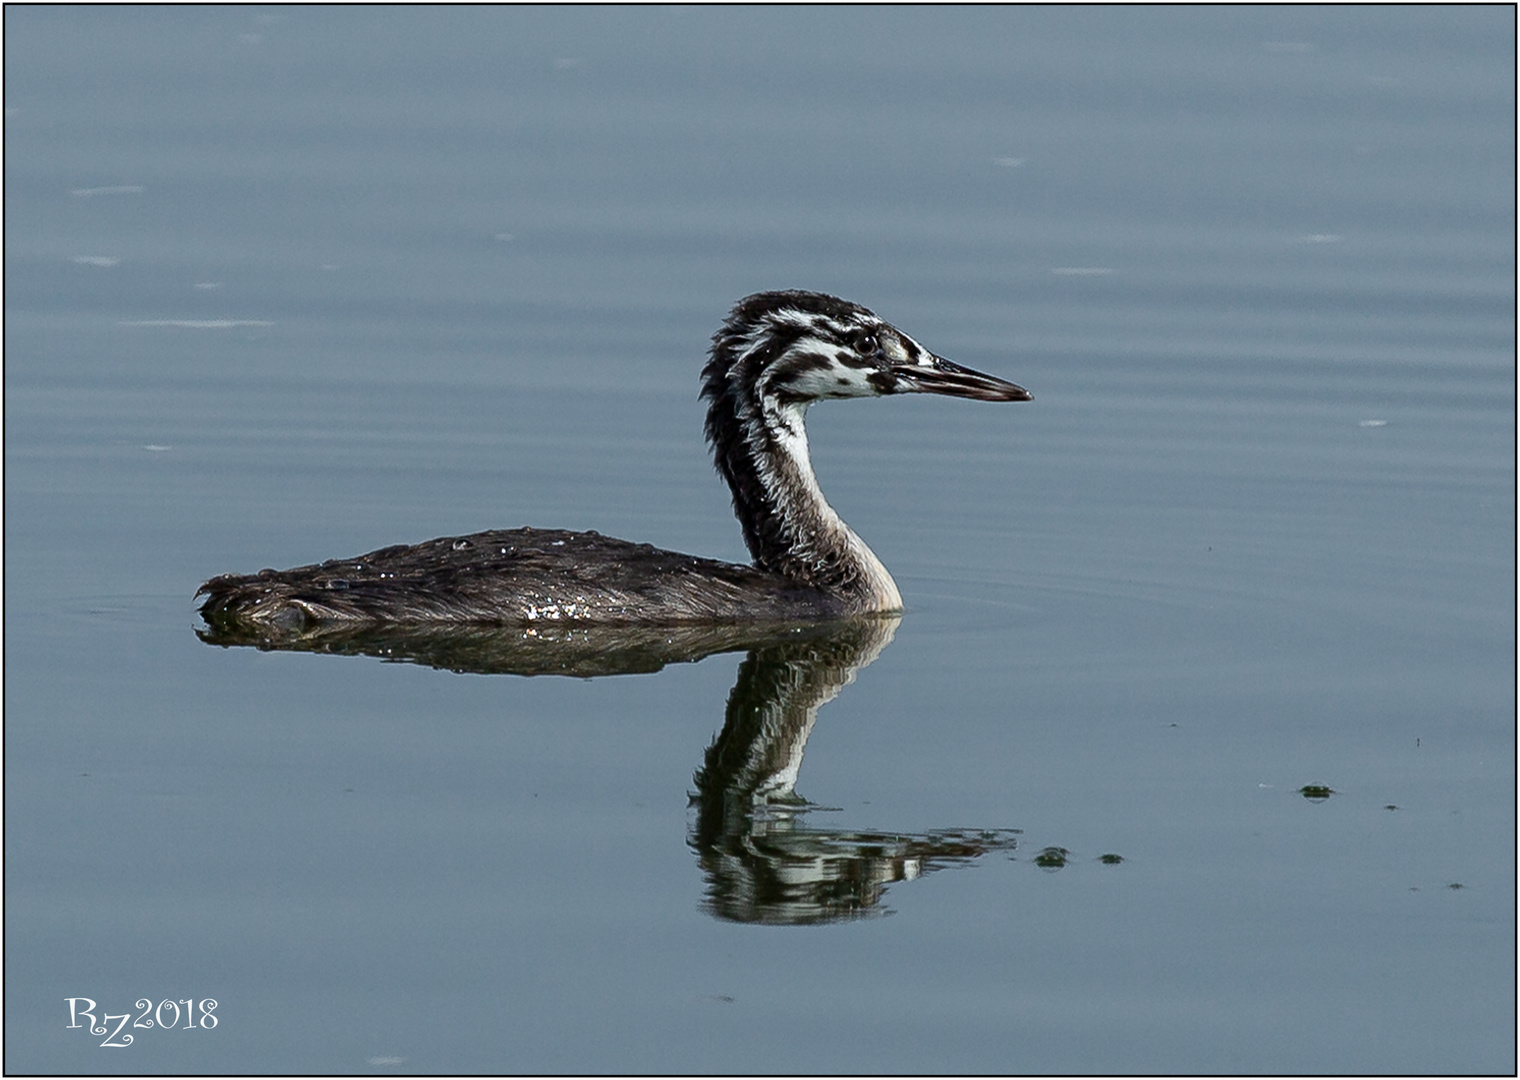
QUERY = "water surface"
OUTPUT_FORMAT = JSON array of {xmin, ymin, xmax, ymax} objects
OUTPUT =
[{"xmin": 5, "ymin": 6, "xmax": 1514, "ymax": 1074}]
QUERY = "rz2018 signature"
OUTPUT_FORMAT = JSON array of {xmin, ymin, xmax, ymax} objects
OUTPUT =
[{"xmin": 66, "ymin": 998, "xmax": 218, "ymax": 1047}]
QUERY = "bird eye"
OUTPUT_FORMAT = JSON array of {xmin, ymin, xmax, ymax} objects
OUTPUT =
[{"xmin": 853, "ymin": 332, "xmax": 878, "ymax": 356}]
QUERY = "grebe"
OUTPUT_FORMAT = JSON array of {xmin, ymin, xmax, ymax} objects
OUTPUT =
[{"xmin": 197, "ymin": 290, "xmax": 1030, "ymax": 628}]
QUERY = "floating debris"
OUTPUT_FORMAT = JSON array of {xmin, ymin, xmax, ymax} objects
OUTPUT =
[{"xmin": 1033, "ymin": 846, "xmax": 1070, "ymax": 870}]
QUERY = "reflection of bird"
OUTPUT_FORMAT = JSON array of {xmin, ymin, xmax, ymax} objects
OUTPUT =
[{"xmin": 197, "ymin": 291, "xmax": 1030, "ymax": 627}]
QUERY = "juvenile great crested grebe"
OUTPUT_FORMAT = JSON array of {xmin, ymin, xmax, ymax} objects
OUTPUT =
[{"xmin": 197, "ymin": 290, "xmax": 1030, "ymax": 627}]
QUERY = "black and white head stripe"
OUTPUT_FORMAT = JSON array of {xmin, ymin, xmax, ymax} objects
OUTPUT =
[
  {"xmin": 707, "ymin": 290, "xmax": 941, "ymax": 406},
  {"xmin": 704, "ymin": 290, "xmax": 1029, "ymax": 413}
]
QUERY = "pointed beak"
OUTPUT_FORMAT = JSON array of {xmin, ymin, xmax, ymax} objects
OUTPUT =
[{"xmin": 892, "ymin": 354, "xmax": 1032, "ymax": 402}]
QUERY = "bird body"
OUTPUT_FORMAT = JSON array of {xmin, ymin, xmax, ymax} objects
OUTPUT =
[
  {"xmin": 200, "ymin": 528, "xmax": 850, "ymax": 629},
  {"xmin": 197, "ymin": 291, "xmax": 1030, "ymax": 628}
]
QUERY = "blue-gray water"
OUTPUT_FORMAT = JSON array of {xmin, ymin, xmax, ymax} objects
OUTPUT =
[{"xmin": 5, "ymin": 6, "xmax": 1514, "ymax": 1074}]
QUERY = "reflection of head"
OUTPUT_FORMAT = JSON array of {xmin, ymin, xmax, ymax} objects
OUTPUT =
[{"xmin": 691, "ymin": 816, "xmax": 1021, "ymax": 926}]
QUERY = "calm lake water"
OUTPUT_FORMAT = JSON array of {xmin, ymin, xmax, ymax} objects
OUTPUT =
[{"xmin": 5, "ymin": 6, "xmax": 1514, "ymax": 1074}]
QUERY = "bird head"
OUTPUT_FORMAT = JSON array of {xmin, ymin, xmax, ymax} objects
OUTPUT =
[{"xmin": 703, "ymin": 290, "xmax": 1031, "ymax": 412}]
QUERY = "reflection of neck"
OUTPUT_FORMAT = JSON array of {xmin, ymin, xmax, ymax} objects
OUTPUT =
[{"xmin": 692, "ymin": 615, "xmax": 899, "ymax": 825}]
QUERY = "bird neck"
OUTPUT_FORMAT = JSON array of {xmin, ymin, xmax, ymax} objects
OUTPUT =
[{"xmin": 706, "ymin": 387, "xmax": 902, "ymax": 613}]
